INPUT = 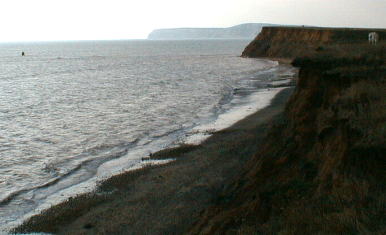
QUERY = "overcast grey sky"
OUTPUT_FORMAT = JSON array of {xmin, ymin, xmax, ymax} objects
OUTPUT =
[{"xmin": 0, "ymin": 0, "xmax": 385, "ymax": 41}]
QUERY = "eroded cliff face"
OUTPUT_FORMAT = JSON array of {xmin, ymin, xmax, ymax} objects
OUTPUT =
[
  {"xmin": 242, "ymin": 26, "xmax": 386, "ymax": 59},
  {"xmin": 190, "ymin": 46, "xmax": 386, "ymax": 234}
]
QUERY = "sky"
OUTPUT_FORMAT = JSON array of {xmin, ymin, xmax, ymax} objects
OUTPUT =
[{"xmin": 0, "ymin": 0, "xmax": 385, "ymax": 41}]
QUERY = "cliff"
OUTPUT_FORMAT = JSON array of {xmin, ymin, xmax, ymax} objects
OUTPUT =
[
  {"xmin": 147, "ymin": 23, "xmax": 277, "ymax": 40},
  {"xmin": 190, "ymin": 40, "xmax": 386, "ymax": 234},
  {"xmin": 242, "ymin": 26, "xmax": 386, "ymax": 59},
  {"xmin": 11, "ymin": 27, "xmax": 386, "ymax": 235}
]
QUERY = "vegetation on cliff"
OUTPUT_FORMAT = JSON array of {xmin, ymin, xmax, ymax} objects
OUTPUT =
[
  {"xmin": 12, "ymin": 27, "xmax": 385, "ymax": 234},
  {"xmin": 190, "ymin": 36, "xmax": 386, "ymax": 234},
  {"xmin": 242, "ymin": 26, "xmax": 386, "ymax": 59}
]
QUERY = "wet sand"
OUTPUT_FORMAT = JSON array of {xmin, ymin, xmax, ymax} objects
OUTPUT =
[{"xmin": 14, "ymin": 87, "xmax": 294, "ymax": 235}]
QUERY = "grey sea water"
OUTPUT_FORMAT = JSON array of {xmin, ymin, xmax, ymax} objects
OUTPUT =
[{"xmin": 0, "ymin": 40, "xmax": 294, "ymax": 232}]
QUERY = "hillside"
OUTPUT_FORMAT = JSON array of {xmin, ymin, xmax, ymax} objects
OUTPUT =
[
  {"xmin": 190, "ymin": 28, "xmax": 386, "ymax": 234},
  {"xmin": 147, "ymin": 23, "xmax": 277, "ymax": 40},
  {"xmin": 12, "ymin": 27, "xmax": 386, "ymax": 234}
]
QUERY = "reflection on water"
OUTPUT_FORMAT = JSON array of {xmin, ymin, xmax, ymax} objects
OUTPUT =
[{"xmin": 0, "ymin": 40, "xmax": 295, "ymax": 232}]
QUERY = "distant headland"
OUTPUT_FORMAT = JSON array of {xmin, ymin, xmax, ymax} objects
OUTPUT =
[
  {"xmin": 13, "ymin": 26, "xmax": 386, "ymax": 234},
  {"xmin": 147, "ymin": 23, "xmax": 279, "ymax": 40}
]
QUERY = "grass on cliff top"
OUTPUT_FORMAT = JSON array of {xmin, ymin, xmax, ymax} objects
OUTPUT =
[
  {"xmin": 292, "ymin": 42, "xmax": 386, "ymax": 68},
  {"xmin": 190, "ymin": 44, "xmax": 386, "ymax": 234}
]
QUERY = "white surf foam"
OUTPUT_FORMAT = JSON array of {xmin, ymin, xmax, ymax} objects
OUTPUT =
[{"xmin": 184, "ymin": 87, "xmax": 287, "ymax": 145}]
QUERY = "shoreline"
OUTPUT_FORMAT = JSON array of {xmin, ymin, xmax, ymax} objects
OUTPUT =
[
  {"xmin": 3, "ymin": 60, "xmax": 295, "ymax": 233},
  {"xmin": 8, "ymin": 26, "xmax": 386, "ymax": 234},
  {"xmin": 0, "ymin": 58, "xmax": 290, "ymax": 232},
  {"xmin": 13, "ymin": 74, "xmax": 296, "ymax": 234}
]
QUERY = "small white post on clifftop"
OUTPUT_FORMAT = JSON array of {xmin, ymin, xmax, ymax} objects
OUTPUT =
[{"xmin": 369, "ymin": 32, "xmax": 379, "ymax": 45}]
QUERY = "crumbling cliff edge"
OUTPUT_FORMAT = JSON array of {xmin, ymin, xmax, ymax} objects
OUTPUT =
[
  {"xmin": 242, "ymin": 26, "xmax": 386, "ymax": 59},
  {"xmin": 13, "ymin": 27, "xmax": 386, "ymax": 234},
  {"xmin": 190, "ymin": 27, "xmax": 386, "ymax": 234}
]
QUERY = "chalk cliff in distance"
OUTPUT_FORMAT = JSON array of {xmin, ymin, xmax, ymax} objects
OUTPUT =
[
  {"xmin": 147, "ymin": 23, "xmax": 277, "ymax": 40},
  {"xmin": 11, "ymin": 26, "xmax": 386, "ymax": 235}
]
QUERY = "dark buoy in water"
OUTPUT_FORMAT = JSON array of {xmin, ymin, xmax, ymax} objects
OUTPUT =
[{"xmin": 21, "ymin": 51, "xmax": 25, "ymax": 56}]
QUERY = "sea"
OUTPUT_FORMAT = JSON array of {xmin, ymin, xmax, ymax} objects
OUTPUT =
[{"xmin": 0, "ymin": 39, "xmax": 295, "ymax": 232}]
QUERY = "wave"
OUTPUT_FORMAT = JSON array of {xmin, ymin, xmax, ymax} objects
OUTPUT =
[{"xmin": 0, "ymin": 139, "xmax": 139, "ymax": 206}]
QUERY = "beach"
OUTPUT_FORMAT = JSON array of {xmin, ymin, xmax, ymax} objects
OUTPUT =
[
  {"xmin": 12, "ymin": 26, "xmax": 386, "ymax": 234},
  {"xmin": 0, "ymin": 39, "xmax": 275, "ymax": 232},
  {"xmin": 13, "ymin": 84, "xmax": 295, "ymax": 234}
]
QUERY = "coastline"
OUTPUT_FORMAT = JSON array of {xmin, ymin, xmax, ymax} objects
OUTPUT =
[
  {"xmin": 12, "ymin": 26, "xmax": 386, "ymax": 234},
  {"xmin": 13, "ymin": 77, "xmax": 296, "ymax": 233},
  {"xmin": 190, "ymin": 28, "xmax": 386, "ymax": 233},
  {"xmin": 0, "ymin": 55, "xmax": 289, "ymax": 233}
]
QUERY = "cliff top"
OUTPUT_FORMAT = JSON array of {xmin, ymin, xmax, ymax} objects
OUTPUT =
[
  {"xmin": 263, "ymin": 26, "xmax": 386, "ymax": 31},
  {"xmin": 242, "ymin": 26, "xmax": 386, "ymax": 59},
  {"xmin": 292, "ymin": 43, "xmax": 386, "ymax": 67}
]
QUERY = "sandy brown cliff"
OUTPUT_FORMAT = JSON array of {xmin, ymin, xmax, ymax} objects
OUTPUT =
[
  {"xmin": 191, "ymin": 33, "xmax": 386, "ymax": 234},
  {"xmin": 242, "ymin": 26, "xmax": 386, "ymax": 59},
  {"xmin": 11, "ymin": 27, "xmax": 386, "ymax": 235}
]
